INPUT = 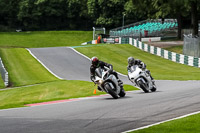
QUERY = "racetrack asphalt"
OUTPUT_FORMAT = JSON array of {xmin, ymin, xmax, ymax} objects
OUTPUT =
[{"xmin": 0, "ymin": 47, "xmax": 200, "ymax": 133}]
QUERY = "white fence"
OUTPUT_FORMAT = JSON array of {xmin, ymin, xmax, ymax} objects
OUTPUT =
[{"xmin": 129, "ymin": 38, "xmax": 200, "ymax": 68}]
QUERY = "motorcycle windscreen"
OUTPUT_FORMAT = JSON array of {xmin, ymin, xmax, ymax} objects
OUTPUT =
[
  {"xmin": 130, "ymin": 66, "xmax": 137, "ymax": 73},
  {"xmin": 95, "ymin": 68, "xmax": 102, "ymax": 78}
]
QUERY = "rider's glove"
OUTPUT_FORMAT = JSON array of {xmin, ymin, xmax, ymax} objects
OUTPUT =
[
  {"xmin": 108, "ymin": 69, "xmax": 113, "ymax": 74},
  {"xmin": 91, "ymin": 76, "xmax": 95, "ymax": 82}
]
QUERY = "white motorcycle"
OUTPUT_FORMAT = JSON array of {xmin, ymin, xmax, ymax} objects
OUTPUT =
[
  {"xmin": 128, "ymin": 65, "xmax": 157, "ymax": 93},
  {"xmin": 94, "ymin": 67, "xmax": 126, "ymax": 99}
]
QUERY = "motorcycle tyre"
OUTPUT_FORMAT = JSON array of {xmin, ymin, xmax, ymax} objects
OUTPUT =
[
  {"xmin": 151, "ymin": 87, "xmax": 157, "ymax": 92},
  {"xmin": 138, "ymin": 81, "xmax": 149, "ymax": 93},
  {"xmin": 119, "ymin": 86, "xmax": 126, "ymax": 97},
  {"xmin": 104, "ymin": 83, "xmax": 118, "ymax": 99}
]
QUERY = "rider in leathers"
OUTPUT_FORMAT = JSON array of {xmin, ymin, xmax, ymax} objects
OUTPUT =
[
  {"xmin": 127, "ymin": 57, "xmax": 155, "ymax": 84},
  {"xmin": 90, "ymin": 57, "xmax": 123, "ymax": 91}
]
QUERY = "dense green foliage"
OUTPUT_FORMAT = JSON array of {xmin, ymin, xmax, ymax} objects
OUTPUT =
[
  {"xmin": 0, "ymin": 0, "xmax": 199, "ymax": 32},
  {"xmin": 76, "ymin": 44, "xmax": 200, "ymax": 80},
  {"xmin": 0, "ymin": 31, "xmax": 93, "ymax": 48}
]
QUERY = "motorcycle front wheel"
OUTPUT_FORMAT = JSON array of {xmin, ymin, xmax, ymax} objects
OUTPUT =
[
  {"xmin": 151, "ymin": 87, "xmax": 156, "ymax": 92},
  {"xmin": 104, "ymin": 83, "xmax": 118, "ymax": 99},
  {"xmin": 138, "ymin": 80, "xmax": 149, "ymax": 93},
  {"xmin": 119, "ymin": 86, "xmax": 126, "ymax": 97}
]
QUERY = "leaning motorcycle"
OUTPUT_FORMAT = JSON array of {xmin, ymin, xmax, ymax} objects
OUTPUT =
[
  {"xmin": 128, "ymin": 65, "xmax": 157, "ymax": 93},
  {"xmin": 94, "ymin": 67, "xmax": 126, "ymax": 99}
]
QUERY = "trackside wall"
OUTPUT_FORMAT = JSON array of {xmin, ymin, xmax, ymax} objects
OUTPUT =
[
  {"xmin": 128, "ymin": 38, "xmax": 200, "ymax": 68},
  {"xmin": 82, "ymin": 37, "xmax": 200, "ymax": 68}
]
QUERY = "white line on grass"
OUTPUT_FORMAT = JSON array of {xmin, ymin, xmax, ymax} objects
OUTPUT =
[
  {"xmin": 26, "ymin": 48, "xmax": 63, "ymax": 80},
  {"xmin": 122, "ymin": 110, "xmax": 200, "ymax": 133}
]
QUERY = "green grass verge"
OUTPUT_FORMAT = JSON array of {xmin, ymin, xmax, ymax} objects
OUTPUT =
[
  {"xmin": 0, "ymin": 48, "xmax": 58, "ymax": 87},
  {"xmin": 164, "ymin": 45, "xmax": 183, "ymax": 54},
  {"xmin": 131, "ymin": 113, "xmax": 200, "ymax": 133},
  {"xmin": 0, "ymin": 31, "xmax": 92, "ymax": 48},
  {"xmin": 0, "ymin": 46, "xmax": 138, "ymax": 109},
  {"xmin": 75, "ymin": 44, "xmax": 200, "ymax": 80},
  {"xmin": 0, "ymin": 80, "xmax": 138, "ymax": 109},
  {"xmin": 0, "ymin": 76, "xmax": 5, "ymax": 89}
]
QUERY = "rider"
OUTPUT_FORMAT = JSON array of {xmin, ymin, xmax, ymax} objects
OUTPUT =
[
  {"xmin": 90, "ymin": 57, "xmax": 123, "ymax": 90},
  {"xmin": 127, "ymin": 57, "xmax": 155, "ymax": 83}
]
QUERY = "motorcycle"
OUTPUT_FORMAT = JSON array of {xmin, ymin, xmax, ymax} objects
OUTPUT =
[
  {"xmin": 128, "ymin": 65, "xmax": 157, "ymax": 93},
  {"xmin": 94, "ymin": 67, "xmax": 126, "ymax": 99}
]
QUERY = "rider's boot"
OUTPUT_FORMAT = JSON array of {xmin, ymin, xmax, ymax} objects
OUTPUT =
[
  {"xmin": 150, "ymin": 75, "xmax": 155, "ymax": 83},
  {"xmin": 117, "ymin": 79, "xmax": 123, "ymax": 87},
  {"xmin": 151, "ymin": 78, "xmax": 156, "ymax": 88},
  {"xmin": 148, "ymin": 73, "xmax": 156, "ymax": 87},
  {"xmin": 97, "ymin": 86, "xmax": 103, "ymax": 91}
]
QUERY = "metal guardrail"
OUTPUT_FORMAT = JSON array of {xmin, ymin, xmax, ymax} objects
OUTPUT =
[
  {"xmin": 183, "ymin": 34, "xmax": 200, "ymax": 58},
  {"xmin": 0, "ymin": 57, "xmax": 8, "ymax": 86}
]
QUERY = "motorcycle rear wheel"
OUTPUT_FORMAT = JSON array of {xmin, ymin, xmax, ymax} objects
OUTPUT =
[{"xmin": 104, "ymin": 83, "xmax": 118, "ymax": 99}]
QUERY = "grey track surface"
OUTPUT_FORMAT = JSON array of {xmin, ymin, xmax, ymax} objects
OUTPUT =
[
  {"xmin": 1, "ymin": 47, "xmax": 200, "ymax": 133},
  {"xmin": 28, "ymin": 47, "xmax": 91, "ymax": 81}
]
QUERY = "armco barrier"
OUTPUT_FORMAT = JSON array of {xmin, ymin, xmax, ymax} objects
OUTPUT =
[
  {"xmin": 0, "ymin": 57, "xmax": 8, "ymax": 86},
  {"xmin": 129, "ymin": 38, "xmax": 200, "ymax": 68}
]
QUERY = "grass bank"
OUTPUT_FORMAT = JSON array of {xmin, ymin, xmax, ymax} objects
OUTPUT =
[
  {"xmin": 131, "ymin": 112, "xmax": 200, "ymax": 133},
  {"xmin": 0, "ymin": 48, "xmax": 58, "ymax": 87},
  {"xmin": 164, "ymin": 45, "xmax": 183, "ymax": 54},
  {"xmin": 76, "ymin": 44, "xmax": 200, "ymax": 80},
  {"xmin": 0, "ymin": 31, "xmax": 92, "ymax": 48},
  {"xmin": 0, "ymin": 47, "xmax": 138, "ymax": 109},
  {"xmin": 0, "ymin": 76, "xmax": 5, "ymax": 88},
  {"xmin": 0, "ymin": 80, "xmax": 137, "ymax": 109}
]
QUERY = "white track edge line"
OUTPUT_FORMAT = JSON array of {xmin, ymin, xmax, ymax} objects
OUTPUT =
[
  {"xmin": 69, "ymin": 47, "xmax": 127, "ymax": 77},
  {"xmin": 122, "ymin": 110, "xmax": 200, "ymax": 133},
  {"xmin": 69, "ymin": 47, "xmax": 91, "ymax": 60},
  {"xmin": 26, "ymin": 48, "xmax": 63, "ymax": 80}
]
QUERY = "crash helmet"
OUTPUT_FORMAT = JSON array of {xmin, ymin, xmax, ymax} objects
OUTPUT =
[
  {"xmin": 91, "ymin": 56, "xmax": 99, "ymax": 66},
  {"xmin": 127, "ymin": 57, "xmax": 135, "ymax": 65}
]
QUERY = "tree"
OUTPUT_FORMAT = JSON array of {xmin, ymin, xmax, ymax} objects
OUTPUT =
[
  {"xmin": 18, "ymin": 0, "xmax": 69, "ymax": 30},
  {"xmin": 190, "ymin": 0, "xmax": 199, "ymax": 36},
  {"xmin": 151, "ymin": 0, "xmax": 190, "ymax": 39},
  {"xmin": 0, "ymin": 0, "xmax": 21, "ymax": 29},
  {"xmin": 67, "ymin": 0, "xmax": 89, "ymax": 29},
  {"xmin": 87, "ymin": 0, "xmax": 127, "ymax": 29},
  {"xmin": 152, "ymin": 0, "xmax": 199, "ymax": 38}
]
